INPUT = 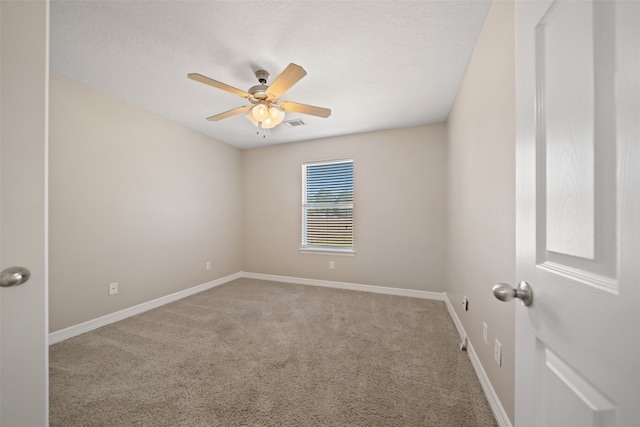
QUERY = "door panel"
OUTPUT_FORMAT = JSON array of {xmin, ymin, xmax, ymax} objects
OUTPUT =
[
  {"xmin": 515, "ymin": 1, "xmax": 640, "ymax": 426},
  {"xmin": 542, "ymin": 0, "xmax": 595, "ymax": 260},
  {"xmin": 540, "ymin": 0, "xmax": 617, "ymax": 281},
  {"xmin": 540, "ymin": 346, "xmax": 615, "ymax": 427},
  {"xmin": 0, "ymin": 1, "xmax": 49, "ymax": 425}
]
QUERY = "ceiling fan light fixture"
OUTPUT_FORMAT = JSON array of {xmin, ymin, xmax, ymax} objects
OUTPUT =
[
  {"xmin": 252, "ymin": 103, "xmax": 269, "ymax": 122},
  {"xmin": 270, "ymin": 106, "xmax": 285, "ymax": 125},
  {"xmin": 262, "ymin": 117, "xmax": 277, "ymax": 129},
  {"xmin": 245, "ymin": 112, "xmax": 259, "ymax": 126}
]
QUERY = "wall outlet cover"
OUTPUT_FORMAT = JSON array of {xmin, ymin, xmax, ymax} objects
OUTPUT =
[
  {"xmin": 108, "ymin": 282, "xmax": 118, "ymax": 296},
  {"xmin": 494, "ymin": 339, "xmax": 502, "ymax": 366}
]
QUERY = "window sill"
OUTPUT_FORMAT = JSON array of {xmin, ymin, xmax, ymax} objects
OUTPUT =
[{"xmin": 299, "ymin": 247, "xmax": 356, "ymax": 256}]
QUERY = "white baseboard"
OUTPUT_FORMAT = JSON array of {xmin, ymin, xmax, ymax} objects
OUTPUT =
[
  {"xmin": 48, "ymin": 272, "xmax": 242, "ymax": 345},
  {"xmin": 50, "ymin": 272, "xmax": 441, "ymax": 345},
  {"xmin": 241, "ymin": 271, "xmax": 446, "ymax": 301},
  {"xmin": 444, "ymin": 293, "xmax": 513, "ymax": 427}
]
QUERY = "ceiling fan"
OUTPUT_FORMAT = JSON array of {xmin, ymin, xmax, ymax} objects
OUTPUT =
[{"xmin": 187, "ymin": 63, "xmax": 331, "ymax": 131}]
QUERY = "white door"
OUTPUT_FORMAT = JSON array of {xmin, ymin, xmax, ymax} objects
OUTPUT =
[
  {"xmin": 513, "ymin": 1, "xmax": 640, "ymax": 426},
  {"xmin": 0, "ymin": 1, "xmax": 49, "ymax": 425}
]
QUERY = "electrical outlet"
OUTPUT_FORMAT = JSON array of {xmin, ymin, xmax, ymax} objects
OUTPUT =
[
  {"xmin": 494, "ymin": 339, "xmax": 502, "ymax": 366},
  {"xmin": 329, "ymin": 261, "xmax": 335, "ymax": 270},
  {"xmin": 108, "ymin": 282, "xmax": 118, "ymax": 296},
  {"xmin": 483, "ymin": 322, "xmax": 488, "ymax": 344},
  {"xmin": 205, "ymin": 261, "xmax": 211, "ymax": 271},
  {"xmin": 462, "ymin": 296, "xmax": 469, "ymax": 311}
]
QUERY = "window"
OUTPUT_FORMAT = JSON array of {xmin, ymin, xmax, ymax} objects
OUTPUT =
[{"xmin": 301, "ymin": 159, "xmax": 354, "ymax": 253}]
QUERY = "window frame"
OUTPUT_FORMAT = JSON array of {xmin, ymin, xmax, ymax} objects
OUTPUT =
[{"xmin": 299, "ymin": 159, "xmax": 355, "ymax": 255}]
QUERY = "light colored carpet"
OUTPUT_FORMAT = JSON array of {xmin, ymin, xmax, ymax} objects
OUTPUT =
[{"xmin": 50, "ymin": 278, "xmax": 498, "ymax": 426}]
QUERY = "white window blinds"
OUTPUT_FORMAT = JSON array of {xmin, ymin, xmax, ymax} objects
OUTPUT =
[{"xmin": 302, "ymin": 160, "xmax": 354, "ymax": 250}]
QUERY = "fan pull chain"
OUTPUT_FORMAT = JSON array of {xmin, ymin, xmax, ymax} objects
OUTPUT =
[{"xmin": 257, "ymin": 122, "xmax": 266, "ymax": 138}]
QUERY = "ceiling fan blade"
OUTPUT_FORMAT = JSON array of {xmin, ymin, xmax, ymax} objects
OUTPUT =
[
  {"xmin": 278, "ymin": 101, "xmax": 331, "ymax": 118},
  {"xmin": 266, "ymin": 63, "xmax": 307, "ymax": 98},
  {"xmin": 206, "ymin": 105, "xmax": 252, "ymax": 121},
  {"xmin": 188, "ymin": 73, "xmax": 251, "ymax": 99}
]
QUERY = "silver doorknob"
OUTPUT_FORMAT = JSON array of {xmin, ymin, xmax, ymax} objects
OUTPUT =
[
  {"xmin": 1, "ymin": 267, "xmax": 31, "ymax": 287},
  {"xmin": 492, "ymin": 281, "xmax": 533, "ymax": 306}
]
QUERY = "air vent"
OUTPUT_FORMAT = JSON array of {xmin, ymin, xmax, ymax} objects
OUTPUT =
[{"xmin": 283, "ymin": 119, "xmax": 306, "ymax": 128}]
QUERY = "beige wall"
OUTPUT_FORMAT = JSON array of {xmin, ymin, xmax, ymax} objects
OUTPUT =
[
  {"xmin": 242, "ymin": 125, "xmax": 447, "ymax": 291},
  {"xmin": 49, "ymin": 73, "xmax": 243, "ymax": 332},
  {"xmin": 446, "ymin": 0, "xmax": 515, "ymax": 423}
]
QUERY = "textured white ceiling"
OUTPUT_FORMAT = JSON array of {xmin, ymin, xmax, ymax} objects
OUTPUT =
[{"xmin": 50, "ymin": 1, "xmax": 491, "ymax": 149}]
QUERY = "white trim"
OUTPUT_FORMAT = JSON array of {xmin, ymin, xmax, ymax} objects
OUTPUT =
[
  {"xmin": 241, "ymin": 271, "xmax": 445, "ymax": 300},
  {"xmin": 537, "ymin": 261, "xmax": 618, "ymax": 294},
  {"xmin": 298, "ymin": 248, "xmax": 356, "ymax": 256},
  {"xmin": 49, "ymin": 271, "xmax": 440, "ymax": 345},
  {"xmin": 48, "ymin": 272, "xmax": 242, "ymax": 345},
  {"xmin": 444, "ymin": 293, "xmax": 513, "ymax": 427}
]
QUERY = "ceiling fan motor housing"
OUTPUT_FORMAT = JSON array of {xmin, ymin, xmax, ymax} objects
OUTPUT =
[
  {"xmin": 249, "ymin": 70, "xmax": 272, "ymax": 102},
  {"xmin": 248, "ymin": 84, "xmax": 270, "ymax": 102}
]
